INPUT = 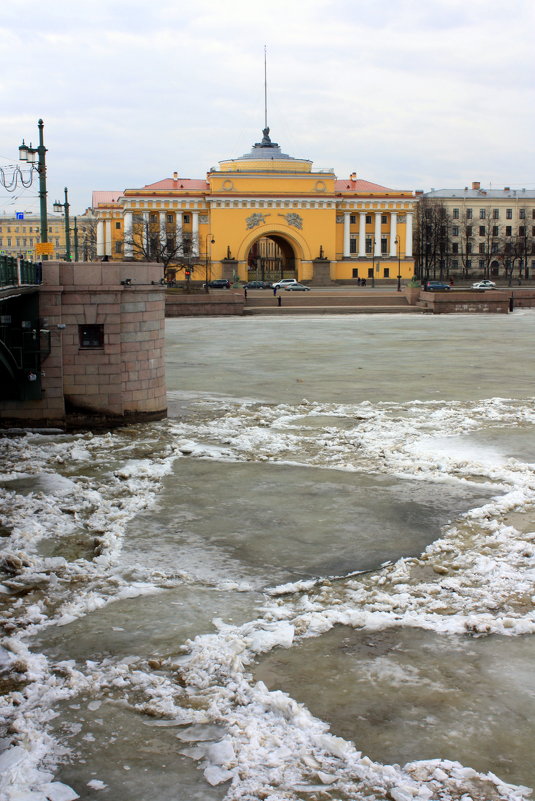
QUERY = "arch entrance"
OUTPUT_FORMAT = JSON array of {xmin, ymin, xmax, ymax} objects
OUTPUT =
[{"xmin": 247, "ymin": 235, "xmax": 297, "ymax": 282}]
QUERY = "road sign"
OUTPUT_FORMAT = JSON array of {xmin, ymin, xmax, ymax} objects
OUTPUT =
[
  {"xmin": 36, "ymin": 242, "xmax": 54, "ymax": 255},
  {"xmin": 16, "ymin": 212, "xmax": 24, "ymax": 220}
]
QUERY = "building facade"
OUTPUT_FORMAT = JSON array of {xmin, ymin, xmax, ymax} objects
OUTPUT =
[
  {"xmin": 93, "ymin": 130, "xmax": 417, "ymax": 283},
  {"xmin": 421, "ymin": 182, "xmax": 535, "ymax": 280},
  {"xmin": 0, "ymin": 210, "xmax": 97, "ymax": 262}
]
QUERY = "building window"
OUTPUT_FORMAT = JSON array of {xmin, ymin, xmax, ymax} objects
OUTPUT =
[
  {"xmin": 452, "ymin": 243, "xmax": 459, "ymax": 254},
  {"xmin": 79, "ymin": 324, "xmax": 104, "ymax": 349},
  {"xmin": 493, "ymin": 209, "xmax": 499, "ymax": 219},
  {"xmin": 479, "ymin": 226, "xmax": 485, "ymax": 236},
  {"xmin": 115, "ymin": 241, "xmax": 122, "ymax": 253},
  {"xmin": 349, "ymin": 237, "xmax": 357, "ymax": 254},
  {"xmin": 452, "ymin": 226, "xmax": 459, "ymax": 236},
  {"xmin": 519, "ymin": 208, "xmax": 526, "ymax": 219},
  {"xmin": 452, "ymin": 260, "xmax": 459, "ymax": 269},
  {"xmin": 365, "ymin": 237, "xmax": 372, "ymax": 254},
  {"xmin": 352, "ymin": 268, "xmax": 359, "ymax": 278},
  {"xmin": 115, "ymin": 222, "xmax": 121, "ymax": 229},
  {"xmin": 453, "ymin": 208, "xmax": 459, "ymax": 219},
  {"xmin": 467, "ymin": 243, "xmax": 472, "ymax": 254},
  {"xmin": 479, "ymin": 259, "xmax": 485, "ymax": 269},
  {"xmin": 479, "ymin": 208, "xmax": 486, "ymax": 219},
  {"xmin": 519, "ymin": 227, "xmax": 525, "ymax": 237},
  {"xmin": 350, "ymin": 215, "xmax": 356, "ymax": 224},
  {"xmin": 506, "ymin": 226, "xmax": 512, "ymax": 236},
  {"xmin": 506, "ymin": 208, "xmax": 512, "ymax": 219},
  {"xmin": 492, "ymin": 226, "xmax": 499, "ymax": 237},
  {"xmin": 183, "ymin": 214, "xmax": 190, "ymax": 224},
  {"xmin": 167, "ymin": 214, "xmax": 174, "ymax": 223},
  {"xmin": 368, "ymin": 267, "xmax": 373, "ymax": 278},
  {"xmin": 479, "ymin": 243, "xmax": 485, "ymax": 254},
  {"xmin": 491, "ymin": 242, "xmax": 498, "ymax": 254},
  {"xmin": 383, "ymin": 267, "xmax": 390, "ymax": 278},
  {"xmin": 366, "ymin": 215, "xmax": 372, "ymax": 224},
  {"xmin": 467, "ymin": 225, "xmax": 473, "ymax": 236},
  {"xmin": 466, "ymin": 208, "xmax": 473, "ymax": 219},
  {"xmin": 381, "ymin": 215, "xmax": 387, "ymax": 224}
]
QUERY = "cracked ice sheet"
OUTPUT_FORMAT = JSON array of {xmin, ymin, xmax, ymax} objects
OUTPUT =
[{"xmin": 2, "ymin": 393, "xmax": 535, "ymax": 799}]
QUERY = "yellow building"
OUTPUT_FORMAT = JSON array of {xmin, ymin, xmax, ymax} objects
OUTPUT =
[
  {"xmin": 0, "ymin": 210, "xmax": 97, "ymax": 262},
  {"xmin": 94, "ymin": 129, "xmax": 417, "ymax": 283}
]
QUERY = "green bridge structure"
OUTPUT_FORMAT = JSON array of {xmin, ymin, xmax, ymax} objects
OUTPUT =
[{"xmin": 0, "ymin": 255, "xmax": 50, "ymax": 403}]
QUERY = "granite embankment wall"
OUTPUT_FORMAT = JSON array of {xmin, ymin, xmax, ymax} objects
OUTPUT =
[{"xmin": 0, "ymin": 262, "xmax": 167, "ymax": 430}]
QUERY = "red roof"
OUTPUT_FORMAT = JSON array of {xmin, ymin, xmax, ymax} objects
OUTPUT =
[
  {"xmin": 142, "ymin": 178, "xmax": 209, "ymax": 191},
  {"xmin": 335, "ymin": 178, "xmax": 402, "ymax": 194},
  {"xmin": 92, "ymin": 190, "xmax": 123, "ymax": 206}
]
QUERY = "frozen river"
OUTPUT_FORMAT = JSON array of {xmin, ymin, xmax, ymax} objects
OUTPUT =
[{"xmin": 2, "ymin": 312, "xmax": 535, "ymax": 801}]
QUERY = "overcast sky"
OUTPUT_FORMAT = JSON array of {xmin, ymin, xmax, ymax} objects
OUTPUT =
[{"xmin": 1, "ymin": 0, "xmax": 534, "ymax": 216}]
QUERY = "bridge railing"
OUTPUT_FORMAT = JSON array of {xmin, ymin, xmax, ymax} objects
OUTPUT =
[{"xmin": 0, "ymin": 255, "xmax": 42, "ymax": 287}]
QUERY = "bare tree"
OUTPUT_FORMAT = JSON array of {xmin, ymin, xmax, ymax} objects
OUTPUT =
[
  {"xmin": 124, "ymin": 214, "xmax": 200, "ymax": 277},
  {"xmin": 414, "ymin": 198, "xmax": 451, "ymax": 282}
]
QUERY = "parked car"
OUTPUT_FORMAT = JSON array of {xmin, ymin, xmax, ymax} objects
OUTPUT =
[
  {"xmin": 272, "ymin": 279, "xmax": 298, "ymax": 289},
  {"xmin": 243, "ymin": 280, "xmax": 272, "ymax": 289},
  {"xmin": 472, "ymin": 280, "xmax": 496, "ymax": 289},
  {"xmin": 284, "ymin": 282, "xmax": 311, "ymax": 291},
  {"xmin": 425, "ymin": 281, "xmax": 451, "ymax": 291},
  {"xmin": 203, "ymin": 279, "xmax": 230, "ymax": 289}
]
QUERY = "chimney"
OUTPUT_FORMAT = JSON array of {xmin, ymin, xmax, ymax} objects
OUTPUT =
[
  {"xmin": 350, "ymin": 172, "xmax": 357, "ymax": 181},
  {"xmin": 472, "ymin": 181, "xmax": 480, "ymax": 190},
  {"xmin": 173, "ymin": 171, "xmax": 178, "ymax": 180}
]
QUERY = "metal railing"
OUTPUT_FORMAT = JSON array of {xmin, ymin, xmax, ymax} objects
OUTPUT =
[{"xmin": 0, "ymin": 255, "xmax": 42, "ymax": 287}]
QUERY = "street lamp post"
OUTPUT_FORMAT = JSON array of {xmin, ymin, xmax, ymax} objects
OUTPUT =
[
  {"xmin": 53, "ymin": 188, "xmax": 71, "ymax": 261},
  {"xmin": 73, "ymin": 217, "xmax": 79, "ymax": 262},
  {"xmin": 395, "ymin": 236, "xmax": 401, "ymax": 292},
  {"xmin": 205, "ymin": 233, "xmax": 215, "ymax": 292},
  {"xmin": 19, "ymin": 119, "xmax": 48, "ymax": 258}
]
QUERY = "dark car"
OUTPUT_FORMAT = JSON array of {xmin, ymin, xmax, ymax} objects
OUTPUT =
[
  {"xmin": 203, "ymin": 279, "xmax": 230, "ymax": 289},
  {"xmin": 243, "ymin": 280, "xmax": 272, "ymax": 289},
  {"xmin": 425, "ymin": 281, "xmax": 451, "ymax": 291}
]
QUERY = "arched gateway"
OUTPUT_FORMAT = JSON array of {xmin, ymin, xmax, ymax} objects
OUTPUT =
[{"xmin": 247, "ymin": 234, "xmax": 297, "ymax": 282}]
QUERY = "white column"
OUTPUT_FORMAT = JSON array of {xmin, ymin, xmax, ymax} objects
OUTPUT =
[
  {"xmin": 159, "ymin": 212, "xmax": 167, "ymax": 250},
  {"xmin": 142, "ymin": 212, "xmax": 149, "ymax": 254},
  {"xmin": 176, "ymin": 213, "xmax": 183, "ymax": 252},
  {"xmin": 105, "ymin": 221, "xmax": 112, "ymax": 256},
  {"xmin": 389, "ymin": 212, "xmax": 397, "ymax": 257},
  {"xmin": 124, "ymin": 211, "xmax": 133, "ymax": 259},
  {"xmin": 405, "ymin": 212, "xmax": 413, "ymax": 257},
  {"xmin": 343, "ymin": 212, "xmax": 351, "ymax": 257},
  {"xmin": 192, "ymin": 211, "xmax": 199, "ymax": 256},
  {"xmin": 96, "ymin": 220, "xmax": 105, "ymax": 257},
  {"xmin": 359, "ymin": 212, "xmax": 366, "ymax": 257},
  {"xmin": 374, "ymin": 212, "xmax": 381, "ymax": 257}
]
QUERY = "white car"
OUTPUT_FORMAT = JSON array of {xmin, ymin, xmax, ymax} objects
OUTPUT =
[
  {"xmin": 272, "ymin": 279, "xmax": 298, "ymax": 289},
  {"xmin": 472, "ymin": 280, "xmax": 496, "ymax": 289}
]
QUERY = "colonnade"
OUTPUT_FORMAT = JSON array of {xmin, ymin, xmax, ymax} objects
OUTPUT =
[
  {"xmin": 343, "ymin": 211, "xmax": 413, "ymax": 259},
  {"xmin": 97, "ymin": 211, "xmax": 200, "ymax": 259}
]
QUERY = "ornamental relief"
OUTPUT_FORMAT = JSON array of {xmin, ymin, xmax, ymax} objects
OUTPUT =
[
  {"xmin": 246, "ymin": 212, "xmax": 270, "ymax": 229},
  {"xmin": 278, "ymin": 212, "xmax": 303, "ymax": 229}
]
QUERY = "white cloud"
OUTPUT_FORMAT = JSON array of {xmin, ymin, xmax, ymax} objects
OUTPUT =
[{"xmin": 1, "ymin": 0, "xmax": 534, "ymax": 214}]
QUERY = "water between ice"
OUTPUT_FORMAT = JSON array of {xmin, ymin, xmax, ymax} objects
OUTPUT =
[{"xmin": 3, "ymin": 313, "xmax": 535, "ymax": 801}]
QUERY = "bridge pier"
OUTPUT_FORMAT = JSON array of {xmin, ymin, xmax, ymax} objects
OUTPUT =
[{"xmin": 0, "ymin": 262, "xmax": 167, "ymax": 431}]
